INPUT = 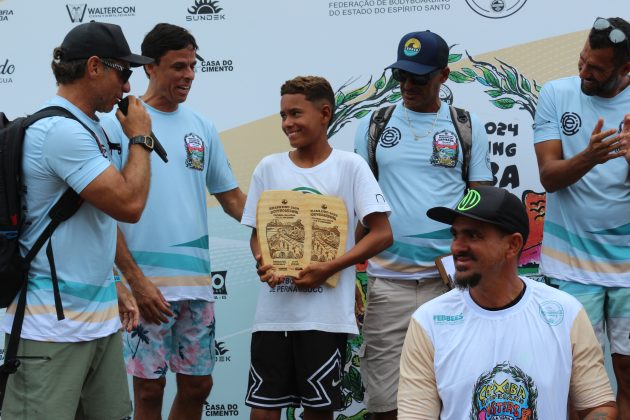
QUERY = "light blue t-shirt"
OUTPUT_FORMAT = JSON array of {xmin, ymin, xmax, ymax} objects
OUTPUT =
[
  {"xmin": 533, "ymin": 76, "xmax": 630, "ymax": 287},
  {"xmin": 1, "ymin": 96, "xmax": 119, "ymax": 342},
  {"xmin": 354, "ymin": 103, "xmax": 492, "ymax": 280},
  {"xmin": 101, "ymin": 102, "xmax": 238, "ymax": 302}
]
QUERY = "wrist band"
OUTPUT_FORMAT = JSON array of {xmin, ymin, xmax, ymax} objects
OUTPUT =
[{"xmin": 114, "ymin": 275, "xmax": 121, "ymax": 283}]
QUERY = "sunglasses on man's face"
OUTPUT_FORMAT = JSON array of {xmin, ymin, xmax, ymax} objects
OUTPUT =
[
  {"xmin": 391, "ymin": 68, "xmax": 440, "ymax": 85},
  {"xmin": 593, "ymin": 18, "xmax": 630, "ymax": 52},
  {"xmin": 101, "ymin": 59, "xmax": 133, "ymax": 83}
]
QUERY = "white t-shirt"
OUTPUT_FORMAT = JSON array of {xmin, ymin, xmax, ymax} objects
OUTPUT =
[
  {"xmin": 241, "ymin": 149, "xmax": 391, "ymax": 335},
  {"xmin": 398, "ymin": 277, "xmax": 614, "ymax": 419}
]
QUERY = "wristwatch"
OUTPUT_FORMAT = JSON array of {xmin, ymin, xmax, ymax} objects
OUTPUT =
[{"xmin": 129, "ymin": 135, "xmax": 155, "ymax": 152}]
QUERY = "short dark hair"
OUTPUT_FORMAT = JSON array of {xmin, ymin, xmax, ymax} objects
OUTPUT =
[
  {"xmin": 51, "ymin": 47, "xmax": 88, "ymax": 85},
  {"xmin": 280, "ymin": 76, "xmax": 335, "ymax": 126},
  {"xmin": 588, "ymin": 17, "xmax": 630, "ymax": 65},
  {"xmin": 141, "ymin": 23, "xmax": 198, "ymax": 76}
]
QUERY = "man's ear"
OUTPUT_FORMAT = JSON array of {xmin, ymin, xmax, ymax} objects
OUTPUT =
[
  {"xmin": 439, "ymin": 67, "xmax": 450, "ymax": 83},
  {"xmin": 144, "ymin": 62, "xmax": 156, "ymax": 79},
  {"xmin": 321, "ymin": 102, "xmax": 332, "ymax": 127},
  {"xmin": 505, "ymin": 232, "xmax": 524, "ymax": 260},
  {"xmin": 86, "ymin": 56, "xmax": 101, "ymax": 78}
]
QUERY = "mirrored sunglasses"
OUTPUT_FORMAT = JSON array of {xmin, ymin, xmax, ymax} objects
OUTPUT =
[
  {"xmin": 593, "ymin": 17, "xmax": 629, "ymax": 51},
  {"xmin": 101, "ymin": 59, "xmax": 133, "ymax": 83}
]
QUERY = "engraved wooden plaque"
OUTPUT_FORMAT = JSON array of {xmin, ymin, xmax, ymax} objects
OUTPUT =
[{"xmin": 256, "ymin": 190, "xmax": 348, "ymax": 287}]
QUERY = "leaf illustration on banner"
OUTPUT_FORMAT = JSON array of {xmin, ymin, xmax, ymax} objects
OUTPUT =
[
  {"xmin": 448, "ymin": 53, "xmax": 462, "ymax": 63},
  {"xmin": 485, "ymin": 89, "xmax": 503, "ymax": 98},
  {"xmin": 327, "ymin": 71, "xmax": 400, "ymax": 138},
  {"xmin": 449, "ymin": 71, "xmax": 475, "ymax": 83},
  {"xmin": 374, "ymin": 74, "xmax": 387, "ymax": 90},
  {"xmin": 447, "ymin": 51, "xmax": 540, "ymax": 119}
]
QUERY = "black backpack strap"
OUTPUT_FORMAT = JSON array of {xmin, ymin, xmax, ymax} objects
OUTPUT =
[
  {"xmin": 26, "ymin": 106, "xmax": 100, "ymax": 147},
  {"xmin": 449, "ymin": 106, "xmax": 473, "ymax": 185},
  {"xmin": 0, "ymin": 277, "xmax": 27, "ymax": 410},
  {"xmin": 0, "ymin": 189, "xmax": 81, "ymax": 411},
  {"xmin": 0, "ymin": 109, "xmax": 87, "ymax": 411},
  {"xmin": 367, "ymin": 105, "xmax": 396, "ymax": 180}
]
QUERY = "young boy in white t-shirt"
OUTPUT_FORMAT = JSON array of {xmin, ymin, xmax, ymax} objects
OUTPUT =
[{"xmin": 241, "ymin": 76, "xmax": 392, "ymax": 420}]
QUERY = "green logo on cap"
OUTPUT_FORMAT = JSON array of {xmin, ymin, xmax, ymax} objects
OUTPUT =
[{"xmin": 457, "ymin": 190, "xmax": 481, "ymax": 211}]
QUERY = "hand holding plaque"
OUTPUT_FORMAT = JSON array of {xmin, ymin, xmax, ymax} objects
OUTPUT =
[{"xmin": 256, "ymin": 190, "xmax": 348, "ymax": 287}]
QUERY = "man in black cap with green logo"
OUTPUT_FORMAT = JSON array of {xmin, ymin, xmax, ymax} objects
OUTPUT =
[
  {"xmin": 398, "ymin": 186, "xmax": 617, "ymax": 419},
  {"xmin": 0, "ymin": 21, "xmax": 154, "ymax": 419}
]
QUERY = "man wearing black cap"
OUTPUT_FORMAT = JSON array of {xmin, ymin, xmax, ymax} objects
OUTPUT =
[
  {"xmin": 398, "ymin": 186, "xmax": 617, "ymax": 419},
  {"xmin": 533, "ymin": 17, "xmax": 630, "ymax": 414},
  {"xmin": 354, "ymin": 30, "xmax": 492, "ymax": 418},
  {"xmin": 0, "ymin": 21, "xmax": 154, "ymax": 418}
]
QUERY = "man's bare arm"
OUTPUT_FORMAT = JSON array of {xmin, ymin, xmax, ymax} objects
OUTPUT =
[
  {"xmin": 578, "ymin": 402, "xmax": 617, "ymax": 419},
  {"xmin": 215, "ymin": 187, "xmax": 246, "ymax": 222},
  {"xmin": 535, "ymin": 118, "xmax": 625, "ymax": 193},
  {"xmin": 115, "ymin": 227, "xmax": 172, "ymax": 324},
  {"xmin": 81, "ymin": 96, "xmax": 153, "ymax": 222}
]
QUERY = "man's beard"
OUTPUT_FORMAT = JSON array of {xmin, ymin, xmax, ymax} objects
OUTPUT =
[
  {"xmin": 454, "ymin": 271, "xmax": 481, "ymax": 290},
  {"xmin": 580, "ymin": 72, "xmax": 619, "ymax": 96}
]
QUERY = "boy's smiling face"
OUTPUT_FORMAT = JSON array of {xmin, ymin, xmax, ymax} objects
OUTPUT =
[{"xmin": 280, "ymin": 93, "xmax": 331, "ymax": 150}]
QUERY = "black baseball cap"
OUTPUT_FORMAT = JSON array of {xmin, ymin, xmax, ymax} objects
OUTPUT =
[
  {"xmin": 427, "ymin": 186, "xmax": 529, "ymax": 244},
  {"xmin": 59, "ymin": 21, "xmax": 153, "ymax": 67},
  {"xmin": 386, "ymin": 31, "xmax": 449, "ymax": 75}
]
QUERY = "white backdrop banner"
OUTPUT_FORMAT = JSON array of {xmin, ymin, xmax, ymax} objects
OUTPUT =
[{"xmin": 0, "ymin": 0, "xmax": 627, "ymax": 418}]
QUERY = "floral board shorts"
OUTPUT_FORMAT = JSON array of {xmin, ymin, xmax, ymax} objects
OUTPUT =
[{"xmin": 123, "ymin": 299, "xmax": 216, "ymax": 379}]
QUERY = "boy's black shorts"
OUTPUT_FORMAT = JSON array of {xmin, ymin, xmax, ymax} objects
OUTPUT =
[{"xmin": 245, "ymin": 330, "xmax": 348, "ymax": 410}]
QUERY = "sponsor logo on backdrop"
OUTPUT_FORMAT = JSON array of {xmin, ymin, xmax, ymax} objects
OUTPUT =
[
  {"xmin": 0, "ymin": 58, "xmax": 15, "ymax": 83},
  {"xmin": 65, "ymin": 3, "xmax": 135, "ymax": 23},
  {"xmin": 214, "ymin": 340, "xmax": 231, "ymax": 362},
  {"xmin": 465, "ymin": 0, "xmax": 527, "ymax": 18},
  {"xmin": 196, "ymin": 53, "xmax": 234, "ymax": 73},
  {"xmin": 0, "ymin": 4, "xmax": 13, "ymax": 22},
  {"xmin": 187, "ymin": 0, "xmax": 226, "ymax": 21},
  {"xmin": 204, "ymin": 402, "xmax": 239, "ymax": 417},
  {"xmin": 328, "ymin": 0, "xmax": 451, "ymax": 17},
  {"xmin": 211, "ymin": 270, "xmax": 228, "ymax": 299}
]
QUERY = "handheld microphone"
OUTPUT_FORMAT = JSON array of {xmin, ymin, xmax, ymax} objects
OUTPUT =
[{"xmin": 118, "ymin": 97, "xmax": 168, "ymax": 163}]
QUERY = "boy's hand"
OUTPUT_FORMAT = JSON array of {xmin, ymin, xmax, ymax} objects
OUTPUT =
[
  {"xmin": 255, "ymin": 254, "xmax": 278, "ymax": 288},
  {"xmin": 294, "ymin": 262, "xmax": 334, "ymax": 289}
]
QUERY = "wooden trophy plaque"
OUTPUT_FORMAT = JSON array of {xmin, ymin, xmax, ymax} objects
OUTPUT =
[{"xmin": 256, "ymin": 190, "xmax": 348, "ymax": 287}]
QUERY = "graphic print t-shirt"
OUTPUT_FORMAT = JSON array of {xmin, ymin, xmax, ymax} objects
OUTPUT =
[{"xmin": 398, "ymin": 277, "xmax": 614, "ymax": 419}]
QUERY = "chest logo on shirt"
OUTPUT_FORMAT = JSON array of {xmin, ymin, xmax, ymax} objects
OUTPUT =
[
  {"xmin": 430, "ymin": 130, "xmax": 458, "ymax": 168},
  {"xmin": 379, "ymin": 127, "xmax": 401, "ymax": 148},
  {"xmin": 184, "ymin": 133, "xmax": 205, "ymax": 171},
  {"xmin": 560, "ymin": 112, "xmax": 581, "ymax": 136},
  {"xmin": 538, "ymin": 300, "xmax": 563, "ymax": 326},
  {"xmin": 471, "ymin": 362, "xmax": 538, "ymax": 420}
]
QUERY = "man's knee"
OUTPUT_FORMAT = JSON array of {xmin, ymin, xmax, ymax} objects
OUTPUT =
[
  {"xmin": 176, "ymin": 374, "xmax": 213, "ymax": 401},
  {"xmin": 134, "ymin": 377, "xmax": 166, "ymax": 404}
]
